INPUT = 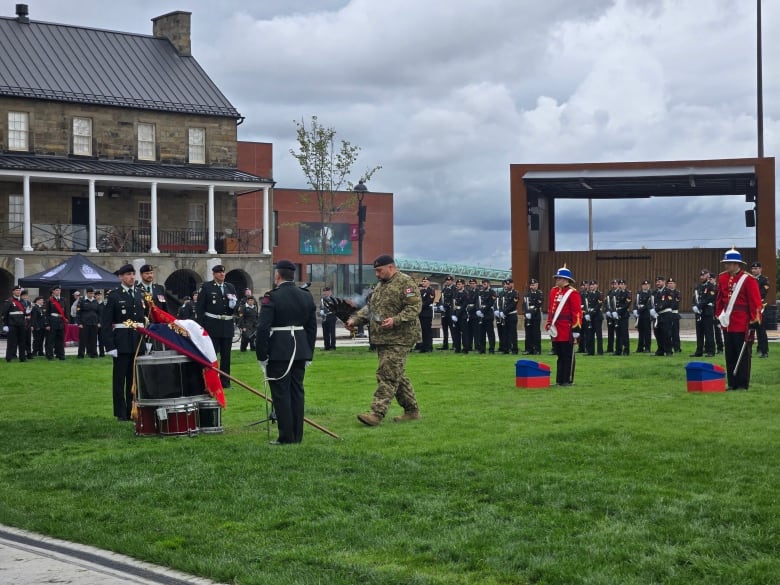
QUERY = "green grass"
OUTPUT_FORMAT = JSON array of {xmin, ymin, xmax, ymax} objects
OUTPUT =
[{"xmin": 1, "ymin": 344, "xmax": 778, "ymax": 585}]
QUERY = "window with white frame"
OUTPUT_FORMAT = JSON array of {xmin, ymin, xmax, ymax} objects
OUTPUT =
[
  {"xmin": 188, "ymin": 203, "xmax": 205, "ymax": 231},
  {"xmin": 8, "ymin": 112, "xmax": 29, "ymax": 151},
  {"xmin": 137, "ymin": 123, "xmax": 156, "ymax": 160},
  {"xmin": 138, "ymin": 201, "xmax": 151, "ymax": 227},
  {"xmin": 8, "ymin": 194, "xmax": 23, "ymax": 233},
  {"xmin": 188, "ymin": 128, "xmax": 206, "ymax": 164},
  {"xmin": 72, "ymin": 117, "xmax": 92, "ymax": 156}
]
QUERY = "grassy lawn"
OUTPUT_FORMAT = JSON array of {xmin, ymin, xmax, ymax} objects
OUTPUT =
[{"xmin": 0, "ymin": 344, "xmax": 778, "ymax": 585}]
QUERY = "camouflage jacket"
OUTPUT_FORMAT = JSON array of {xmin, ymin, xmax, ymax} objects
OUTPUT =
[{"xmin": 352, "ymin": 271, "xmax": 422, "ymax": 345}]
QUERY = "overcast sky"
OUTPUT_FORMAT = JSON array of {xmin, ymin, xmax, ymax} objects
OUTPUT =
[{"xmin": 20, "ymin": 0, "xmax": 780, "ymax": 271}]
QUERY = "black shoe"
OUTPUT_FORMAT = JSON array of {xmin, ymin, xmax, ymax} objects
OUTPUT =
[
  {"xmin": 437, "ymin": 346, "xmax": 449, "ymax": 351},
  {"xmin": 704, "ymin": 353, "xmax": 715, "ymax": 357},
  {"xmin": 690, "ymin": 353, "xmax": 703, "ymax": 357},
  {"xmin": 760, "ymin": 353, "xmax": 769, "ymax": 358}
]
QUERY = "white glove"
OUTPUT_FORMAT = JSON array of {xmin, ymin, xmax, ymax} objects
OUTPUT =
[
  {"xmin": 499, "ymin": 312, "xmax": 505, "ymax": 319},
  {"xmin": 451, "ymin": 315, "xmax": 458, "ymax": 323},
  {"xmin": 320, "ymin": 309, "xmax": 326, "ymax": 316},
  {"xmin": 1, "ymin": 325, "xmax": 8, "ymax": 333},
  {"xmin": 692, "ymin": 306, "xmax": 700, "ymax": 315},
  {"xmin": 650, "ymin": 309, "xmax": 658, "ymax": 319},
  {"xmin": 107, "ymin": 349, "xmax": 118, "ymax": 358},
  {"xmin": 632, "ymin": 310, "xmax": 638, "ymax": 318},
  {"xmin": 305, "ymin": 360, "xmax": 312, "ymax": 368},
  {"xmin": 476, "ymin": 310, "xmax": 483, "ymax": 318},
  {"xmin": 572, "ymin": 332, "xmax": 580, "ymax": 339},
  {"xmin": 437, "ymin": 304, "xmax": 445, "ymax": 313},
  {"xmin": 145, "ymin": 342, "xmax": 152, "ymax": 352},
  {"xmin": 258, "ymin": 359, "xmax": 268, "ymax": 374},
  {"xmin": 494, "ymin": 310, "xmax": 501, "ymax": 318},
  {"xmin": 611, "ymin": 312, "xmax": 618, "ymax": 319},
  {"xmin": 228, "ymin": 299, "xmax": 237, "ymax": 309},
  {"xmin": 525, "ymin": 313, "xmax": 531, "ymax": 320},
  {"xmin": 584, "ymin": 314, "xmax": 591, "ymax": 322}
]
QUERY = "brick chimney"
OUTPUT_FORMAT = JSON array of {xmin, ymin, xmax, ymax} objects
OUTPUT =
[{"xmin": 152, "ymin": 11, "xmax": 192, "ymax": 56}]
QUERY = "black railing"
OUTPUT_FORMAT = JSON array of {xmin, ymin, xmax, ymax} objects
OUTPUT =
[{"xmin": 0, "ymin": 222, "xmax": 263, "ymax": 254}]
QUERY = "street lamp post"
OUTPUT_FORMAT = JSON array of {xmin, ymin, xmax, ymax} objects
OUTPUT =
[{"xmin": 354, "ymin": 179, "xmax": 368, "ymax": 295}]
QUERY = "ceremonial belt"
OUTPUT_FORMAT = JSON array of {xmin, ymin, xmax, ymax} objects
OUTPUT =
[
  {"xmin": 507, "ymin": 311, "xmax": 518, "ymax": 315},
  {"xmin": 454, "ymin": 305, "xmax": 462, "ymax": 310},
  {"xmin": 658, "ymin": 308, "xmax": 672, "ymax": 314},
  {"xmin": 205, "ymin": 312, "xmax": 233, "ymax": 320},
  {"xmin": 8, "ymin": 311, "xmax": 23, "ymax": 315},
  {"xmin": 466, "ymin": 304, "xmax": 475, "ymax": 308},
  {"xmin": 113, "ymin": 322, "xmax": 144, "ymax": 329},
  {"xmin": 270, "ymin": 325, "xmax": 304, "ymax": 335},
  {"xmin": 672, "ymin": 310, "xmax": 679, "ymax": 314},
  {"xmin": 49, "ymin": 312, "xmax": 63, "ymax": 317}
]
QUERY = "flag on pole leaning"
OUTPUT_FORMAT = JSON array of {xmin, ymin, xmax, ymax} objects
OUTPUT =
[{"xmin": 137, "ymin": 305, "xmax": 226, "ymax": 408}]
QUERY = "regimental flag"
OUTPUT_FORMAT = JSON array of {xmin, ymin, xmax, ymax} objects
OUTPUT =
[{"xmin": 137, "ymin": 305, "xmax": 226, "ymax": 407}]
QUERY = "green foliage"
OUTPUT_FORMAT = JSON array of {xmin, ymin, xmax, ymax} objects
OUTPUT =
[{"xmin": 1, "ymin": 346, "xmax": 779, "ymax": 585}]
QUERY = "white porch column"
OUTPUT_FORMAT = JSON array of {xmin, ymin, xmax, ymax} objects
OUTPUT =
[
  {"xmin": 262, "ymin": 185, "xmax": 271, "ymax": 255},
  {"xmin": 87, "ymin": 179, "xmax": 98, "ymax": 253},
  {"xmin": 150, "ymin": 182, "xmax": 160, "ymax": 253},
  {"xmin": 207, "ymin": 184, "xmax": 217, "ymax": 254},
  {"xmin": 22, "ymin": 174, "xmax": 33, "ymax": 251}
]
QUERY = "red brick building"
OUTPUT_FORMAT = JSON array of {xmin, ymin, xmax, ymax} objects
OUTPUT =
[{"xmin": 237, "ymin": 141, "xmax": 394, "ymax": 294}]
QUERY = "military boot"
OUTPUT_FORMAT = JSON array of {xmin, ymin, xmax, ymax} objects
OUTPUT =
[
  {"xmin": 357, "ymin": 412, "xmax": 383, "ymax": 426},
  {"xmin": 392, "ymin": 410, "xmax": 421, "ymax": 422}
]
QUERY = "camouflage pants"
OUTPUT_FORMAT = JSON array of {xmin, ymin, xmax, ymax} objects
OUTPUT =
[{"xmin": 370, "ymin": 345, "xmax": 419, "ymax": 417}]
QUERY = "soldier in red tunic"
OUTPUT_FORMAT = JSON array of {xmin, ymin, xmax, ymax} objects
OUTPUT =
[
  {"xmin": 545, "ymin": 265, "xmax": 583, "ymax": 386},
  {"xmin": 715, "ymin": 248, "xmax": 762, "ymax": 390}
]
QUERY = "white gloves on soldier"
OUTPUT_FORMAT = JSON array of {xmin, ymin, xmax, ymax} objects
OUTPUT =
[
  {"xmin": 494, "ymin": 310, "xmax": 501, "ymax": 318},
  {"xmin": 584, "ymin": 314, "xmax": 591, "ymax": 322},
  {"xmin": 572, "ymin": 332, "xmax": 580, "ymax": 339},
  {"xmin": 107, "ymin": 349, "xmax": 118, "ymax": 358},
  {"xmin": 476, "ymin": 310, "xmax": 483, "ymax": 318},
  {"xmin": 692, "ymin": 306, "xmax": 700, "ymax": 315},
  {"xmin": 320, "ymin": 309, "xmax": 326, "ymax": 316},
  {"xmin": 258, "ymin": 359, "xmax": 268, "ymax": 374},
  {"xmin": 1, "ymin": 325, "xmax": 8, "ymax": 333},
  {"xmin": 228, "ymin": 299, "xmax": 237, "ymax": 309},
  {"xmin": 650, "ymin": 308, "xmax": 658, "ymax": 319},
  {"xmin": 305, "ymin": 361, "xmax": 312, "ymax": 368},
  {"xmin": 525, "ymin": 313, "xmax": 531, "ymax": 320},
  {"xmin": 451, "ymin": 315, "xmax": 458, "ymax": 323},
  {"xmin": 632, "ymin": 310, "xmax": 638, "ymax": 318}
]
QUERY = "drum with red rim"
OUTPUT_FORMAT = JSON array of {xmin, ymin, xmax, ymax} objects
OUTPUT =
[
  {"xmin": 134, "ymin": 404, "xmax": 159, "ymax": 436},
  {"xmin": 157, "ymin": 403, "xmax": 198, "ymax": 436}
]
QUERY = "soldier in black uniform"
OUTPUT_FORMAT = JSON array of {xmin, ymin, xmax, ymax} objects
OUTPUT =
[
  {"xmin": 613, "ymin": 279, "xmax": 632, "ymax": 356},
  {"xmin": 651, "ymin": 276, "xmax": 674, "ymax": 356},
  {"xmin": 319, "ymin": 287, "xmax": 338, "ymax": 350},
  {"xmin": 708, "ymin": 273, "xmax": 724, "ymax": 353},
  {"xmin": 238, "ymin": 296, "xmax": 259, "ymax": 352},
  {"xmin": 750, "ymin": 261, "xmax": 770, "ymax": 358},
  {"xmin": 2, "ymin": 284, "xmax": 27, "ymax": 362},
  {"xmin": 463, "ymin": 278, "xmax": 479, "ymax": 353},
  {"xmin": 177, "ymin": 295, "xmax": 196, "ymax": 319},
  {"xmin": 44, "ymin": 284, "xmax": 68, "ymax": 360},
  {"xmin": 196, "ymin": 264, "xmax": 238, "ymax": 388},
  {"xmin": 477, "ymin": 279, "xmax": 497, "ymax": 354},
  {"xmin": 583, "ymin": 280, "xmax": 604, "ymax": 355},
  {"xmin": 137, "ymin": 264, "xmax": 168, "ymax": 314},
  {"xmin": 256, "ymin": 259, "xmax": 317, "ymax": 445},
  {"xmin": 450, "ymin": 279, "xmax": 466, "ymax": 353},
  {"xmin": 604, "ymin": 279, "xmax": 618, "ymax": 353},
  {"xmin": 691, "ymin": 269, "xmax": 716, "ymax": 357},
  {"xmin": 20, "ymin": 289, "xmax": 34, "ymax": 359},
  {"xmin": 101, "ymin": 264, "xmax": 146, "ymax": 421},
  {"xmin": 438, "ymin": 275, "xmax": 455, "ymax": 350},
  {"xmin": 521, "ymin": 278, "xmax": 543, "ymax": 355},
  {"xmin": 77, "ymin": 287, "xmax": 101, "ymax": 358},
  {"xmin": 498, "ymin": 278, "xmax": 520, "ymax": 354},
  {"xmin": 634, "ymin": 280, "xmax": 653, "ymax": 353},
  {"xmin": 31, "ymin": 295, "xmax": 46, "ymax": 357},
  {"xmin": 95, "ymin": 291, "xmax": 106, "ymax": 357},
  {"xmin": 667, "ymin": 277, "xmax": 682, "ymax": 352},
  {"xmin": 417, "ymin": 277, "xmax": 435, "ymax": 353}
]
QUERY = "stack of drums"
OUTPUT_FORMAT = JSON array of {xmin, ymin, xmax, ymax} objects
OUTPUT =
[{"xmin": 134, "ymin": 351, "xmax": 223, "ymax": 437}]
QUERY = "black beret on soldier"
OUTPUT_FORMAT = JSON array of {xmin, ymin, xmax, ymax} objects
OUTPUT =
[
  {"xmin": 276, "ymin": 259, "xmax": 296, "ymax": 271},
  {"xmin": 114, "ymin": 264, "xmax": 134, "ymax": 275},
  {"xmin": 372, "ymin": 254, "xmax": 394, "ymax": 268}
]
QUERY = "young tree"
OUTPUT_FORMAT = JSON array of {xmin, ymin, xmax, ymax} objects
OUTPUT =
[{"xmin": 290, "ymin": 116, "xmax": 380, "ymax": 286}]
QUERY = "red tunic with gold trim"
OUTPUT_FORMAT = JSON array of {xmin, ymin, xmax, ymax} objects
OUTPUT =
[
  {"xmin": 715, "ymin": 269, "xmax": 762, "ymax": 333},
  {"xmin": 545, "ymin": 285, "xmax": 583, "ymax": 342}
]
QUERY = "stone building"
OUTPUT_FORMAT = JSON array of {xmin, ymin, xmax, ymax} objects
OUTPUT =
[{"xmin": 0, "ymin": 6, "xmax": 273, "ymax": 306}]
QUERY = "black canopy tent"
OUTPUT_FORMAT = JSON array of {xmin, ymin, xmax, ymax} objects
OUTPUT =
[{"xmin": 19, "ymin": 254, "xmax": 120, "ymax": 290}]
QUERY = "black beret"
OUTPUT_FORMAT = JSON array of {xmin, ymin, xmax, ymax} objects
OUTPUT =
[
  {"xmin": 115, "ymin": 264, "xmax": 135, "ymax": 275},
  {"xmin": 468, "ymin": 278, "xmax": 477, "ymax": 284},
  {"xmin": 86, "ymin": 287, "xmax": 94, "ymax": 293},
  {"xmin": 528, "ymin": 278, "xmax": 536, "ymax": 284},
  {"xmin": 51, "ymin": 283, "xmax": 61, "ymax": 290},
  {"xmin": 322, "ymin": 286, "xmax": 331, "ymax": 291},
  {"xmin": 751, "ymin": 261, "xmax": 762, "ymax": 268},
  {"xmin": 456, "ymin": 278, "xmax": 465, "ymax": 284},
  {"xmin": 12, "ymin": 284, "xmax": 21, "ymax": 290},
  {"xmin": 504, "ymin": 277, "xmax": 514, "ymax": 284},
  {"xmin": 445, "ymin": 275, "xmax": 454, "ymax": 280},
  {"xmin": 617, "ymin": 279, "xmax": 625, "ymax": 284},
  {"xmin": 482, "ymin": 278, "xmax": 490, "ymax": 284},
  {"xmin": 667, "ymin": 277, "xmax": 676, "ymax": 283},
  {"xmin": 700, "ymin": 269, "xmax": 710, "ymax": 275},
  {"xmin": 139, "ymin": 264, "xmax": 154, "ymax": 273},
  {"xmin": 655, "ymin": 275, "xmax": 665, "ymax": 281},
  {"xmin": 212, "ymin": 264, "xmax": 226, "ymax": 273},
  {"xmin": 372, "ymin": 254, "xmax": 394, "ymax": 268},
  {"xmin": 20, "ymin": 289, "xmax": 28, "ymax": 295},
  {"xmin": 182, "ymin": 295, "xmax": 191, "ymax": 301},
  {"xmin": 641, "ymin": 280, "xmax": 650, "ymax": 285},
  {"xmin": 276, "ymin": 259, "xmax": 296, "ymax": 271},
  {"xmin": 589, "ymin": 280, "xmax": 598, "ymax": 285}
]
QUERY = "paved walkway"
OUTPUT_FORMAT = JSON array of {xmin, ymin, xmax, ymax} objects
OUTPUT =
[{"xmin": 0, "ymin": 525, "xmax": 224, "ymax": 585}]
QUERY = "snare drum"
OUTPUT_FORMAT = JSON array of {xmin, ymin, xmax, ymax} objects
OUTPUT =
[
  {"xmin": 134, "ymin": 404, "xmax": 159, "ymax": 436},
  {"xmin": 197, "ymin": 399, "xmax": 223, "ymax": 434},
  {"xmin": 157, "ymin": 403, "xmax": 198, "ymax": 436}
]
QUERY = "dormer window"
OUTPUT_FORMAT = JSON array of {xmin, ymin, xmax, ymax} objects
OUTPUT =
[
  {"xmin": 8, "ymin": 112, "xmax": 29, "ymax": 151},
  {"xmin": 188, "ymin": 127, "xmax": 205, "ymax": 164},
  {"xmin": 73, "ymin": 117, "xmax": 92, "ymax": 156},
  {"xmin": 138, "ymin": 123, "xmax": 156, "ymax": 161}
]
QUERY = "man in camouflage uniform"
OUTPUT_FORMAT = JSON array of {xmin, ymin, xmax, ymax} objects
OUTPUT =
[{"xmin": 347, "ymin": 254, "xmax": 422, "ymax": 426}]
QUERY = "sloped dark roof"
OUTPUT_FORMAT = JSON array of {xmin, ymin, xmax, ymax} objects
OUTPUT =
[
  {"xmin": 0, "ymin": 16, "xmax": 240, "ymax": 118},
  {"xmin": 0, "ymin": 154, "xmax": 271, "ymax": 183}
]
